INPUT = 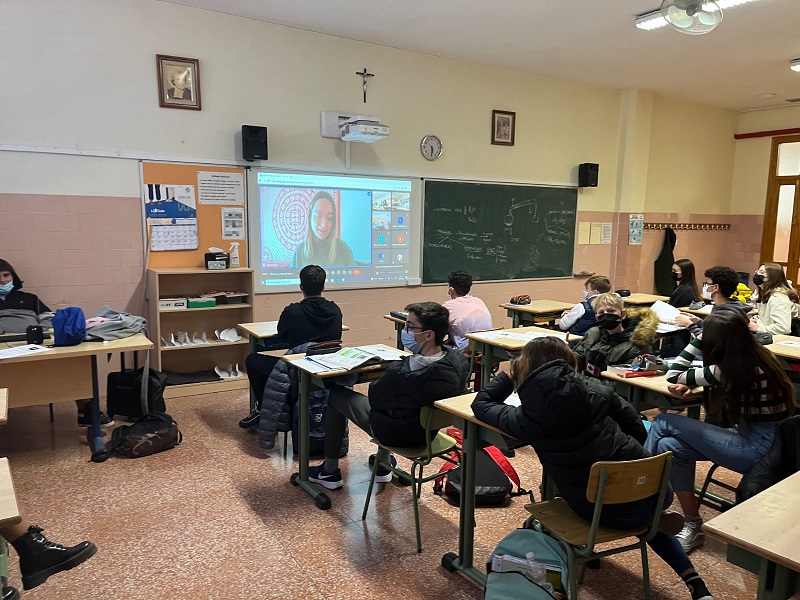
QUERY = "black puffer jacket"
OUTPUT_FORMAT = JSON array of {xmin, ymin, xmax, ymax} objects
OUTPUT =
[
  {"xmin": 369, "ymin": 348, "xmax": 469, "ymax": 448},
  {"xmin": 471, "ymin": 361, "xmax": 647, "ymax": 514},
  {"xmin": 737, "ymin": 415, "xmax": 800, "ymax": 502}
]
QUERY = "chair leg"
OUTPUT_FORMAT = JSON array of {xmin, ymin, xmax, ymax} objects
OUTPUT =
[
  {"xmin": 411, "ymin": 462, "xmax": 422, "ymax": 553},
  {"xmin": 362, "ymin": 451, "xmax": 382, "ymax": 521},
  {"xmin": 49, "ymin": 403, "xmax": 54, "ymax": 422},
  {"xmin": 576, "ymin": 561, "xmax": 587, "ymax": 584},
  {"xmin": 283, "ymin": 431, "xmax": 288, "ymax": 458},
  {"xmin": 640, "ymin": 541, "xmax": 652, "ymax": 600}
]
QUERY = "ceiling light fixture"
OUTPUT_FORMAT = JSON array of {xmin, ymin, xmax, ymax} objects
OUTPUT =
[
  {"xmin": 791, "ymin": 59, "xmax": 800, "ymax": 73},
  {"xmin": 635, "ymin": 0, "xmax": 760, "ymax": 31}
]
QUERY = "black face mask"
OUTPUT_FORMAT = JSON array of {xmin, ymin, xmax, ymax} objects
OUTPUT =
[
  {"xmin": 670, "ymin": 272, "xmax": 681, "ymax": 281},
  {"xmin": 597, "ymin": 313, "xmax": 622, "ymax": 330},
  {"xmin": 753, "ymin": 273, "xmax": 765, "ymax": 286}
]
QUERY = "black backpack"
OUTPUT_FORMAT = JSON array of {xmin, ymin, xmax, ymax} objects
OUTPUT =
[
  {"xmin": 107, "ymin": 367, "xmax": 167, "ymax": 419},
  {"xmin": 434, "ymin": 428, "xmax": 527, "ymax": 506},
  {"xmin": 108, "ymin": 412, "xmax": 182, "ymax": 458}
]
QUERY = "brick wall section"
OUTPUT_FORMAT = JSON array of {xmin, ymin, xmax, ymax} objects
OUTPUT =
[{"xmin": 0, "ymin": 194, "xmax": 145, "ymax": 316}]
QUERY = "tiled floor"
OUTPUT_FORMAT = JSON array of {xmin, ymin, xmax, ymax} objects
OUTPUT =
[{"xmin": 0, "ymin": 390, "xmax": 782, "ymax": 599}]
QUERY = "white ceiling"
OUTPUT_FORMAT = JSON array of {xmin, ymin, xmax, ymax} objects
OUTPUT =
[{"xmin": 161, "ymin": 0, "xmax": 800, "ymax": 112}]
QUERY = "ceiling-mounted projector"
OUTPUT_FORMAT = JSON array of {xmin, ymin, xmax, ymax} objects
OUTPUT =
[{"xmin": 340, "ymin": 115, "xmax": 390, "ymax": 143}]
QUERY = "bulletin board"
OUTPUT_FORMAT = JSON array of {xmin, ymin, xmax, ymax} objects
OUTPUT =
[{"xmin": 142, "ymin": 162, "xmax": 248, "ymax": 269}]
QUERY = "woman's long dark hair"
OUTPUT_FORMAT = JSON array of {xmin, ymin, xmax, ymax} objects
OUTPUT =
[
  {"xmin": 702, "ymin": 311, "xmax": 795, "ymax": 425},
  {"xmin": 510, "ymin": 337, "xmax": 578, "ymax": 388},
  {"xmin": 758, "ymin": 262, "xmax": 799, "ymax": 304},
  {"xmin": 298, "ymin": 191, "xmax": 338, "ymax": 265},
  {"xmin": 674, "ymin": 258, "xmax": 701, "ymax": 301}
]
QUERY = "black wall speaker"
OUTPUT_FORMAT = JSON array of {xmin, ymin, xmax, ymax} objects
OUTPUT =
[
  {"xmin": 578, "ymin": 163, "xmax": 599, "ymax": 187},
  {"xmin": 242, "ymin": 125, "xmax": 268, "ymax": 161}
]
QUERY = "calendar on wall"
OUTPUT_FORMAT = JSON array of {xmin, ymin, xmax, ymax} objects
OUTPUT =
[{"xmin": 150, "ymin": 222, "xmax": 199, "ymax": 251}]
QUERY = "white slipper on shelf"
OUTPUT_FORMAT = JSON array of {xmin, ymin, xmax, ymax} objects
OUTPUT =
[{"xmin": 191, "ymin": 331, "xmax": 208, "ymax": 345}]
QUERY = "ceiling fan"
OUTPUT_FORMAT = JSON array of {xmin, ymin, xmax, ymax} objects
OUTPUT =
[{"xmin": 661, "ymin": 0, "xmax": 723, "ymax": 34}]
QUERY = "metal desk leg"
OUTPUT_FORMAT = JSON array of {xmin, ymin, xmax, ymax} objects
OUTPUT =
[
  {"xmin": 289, "ymin": 372, "xmax": 331, "ymax": 510},
  {"xmin": 88, "ymin": 356, "xmax": 105, "ymax": 457},
  {"xmin": 480, "ymin": 342, "xmax": 493, "ymax": 390},
  {"xmin": 442, "ymin": 417, "xmax": 487, "ymax": 587},
  {"xmin": 248, "ymin": 334, "xmax": 258, "ymax": 411},
  {"xmin": 758, "ymin": 558, "xmax": 795, "ymax": 599},
  {"xmin": 508, "ymin": 309, "xmax": 521, "ymax": 329}
]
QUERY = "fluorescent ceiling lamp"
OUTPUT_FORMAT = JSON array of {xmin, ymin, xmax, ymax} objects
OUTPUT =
[
  {"xmin": 635, "ymin": 0, "xmax": 760, "ymax": 30},
  {"xmin": 791, "ymin": 59, "xmax": 800, "ymax": 73}
]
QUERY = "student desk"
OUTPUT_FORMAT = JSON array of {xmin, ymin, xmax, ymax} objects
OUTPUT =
[
  {"xmin": 237, "ymin": 321, "xmax": 350, "ymax": 409},
  {"xmin": 465, "ymin": 327, "xmax": 579, "ymax": 389},
  {"xmin": 499, "ymin": 300, "xmax": 574, "ymax": 329},
  {"xmin": 281, "ymin": 345, "xmax": 408, "ymax": 510},
  {"xmin": 767, "ymin": 335, "xmax": 800, "ymax": 365},
  {"xmin": 0, "ymin": 458, "xmax": 20, "ymax": 529},
  {"xmin": 434, "ymin": 392, "xmax": 509, "ymax": 588},
  {"xmin": 704, "ymin": 471, "xmax": 800, "ymax": 599},
  {"xmin": 601, "ymin": 368, "xmax": 703, "ymax": 418},
  {"xmin": 0, "ymin": 334, "xmax": 153, "ymax": 459},
  {"xmin": 623, "ymin": 293, "xmax": 669, "ymax": 306},
  {"xmin": 678, "ymin": 305, "xmax": 713, "ymax": 317},
  {"xmin": 382, "ymin": 314, "xmax": 406, "ymax": 350}
]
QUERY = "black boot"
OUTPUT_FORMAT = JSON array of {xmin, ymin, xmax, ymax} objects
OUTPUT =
[{"xmin": 11, "ymin": 525, "xmax": 97, "ymax": 590}]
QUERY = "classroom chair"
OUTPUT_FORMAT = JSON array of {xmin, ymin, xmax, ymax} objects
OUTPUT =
[
  {"xmin": 524, "ymin": 452, "xmax": 673, "ymax": 600},
  {"xmin": 362, "ymin": 407, "xmax": 460, "ymax": 553},
  {"xmin": 696, "ymin": 463, "xmax": 737, "ymax": 512}
]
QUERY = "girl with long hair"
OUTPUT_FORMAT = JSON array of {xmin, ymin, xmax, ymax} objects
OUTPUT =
[
  {"xmin": 669, "ymin": 259, "xmax": 702, "ymax": 308},
  {"xmin": 471, "ymin": 337, "xmax": 712, "ymax": 600},
  {"xmin": 290, "ymin": 191, "xmax": 355, "ymax": 268},
  {"xmin": 749, "ymin": 262, "xmax": 799, "ymax": 335},
  {"xmin": 646, "ymin": 310, "xmax": 795, "ymax": 553}
]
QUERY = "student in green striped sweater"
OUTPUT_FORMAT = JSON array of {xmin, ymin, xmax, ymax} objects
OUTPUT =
[{"xmin": 645, "ymin": 310, "xmax": 795, "ymax": 553}]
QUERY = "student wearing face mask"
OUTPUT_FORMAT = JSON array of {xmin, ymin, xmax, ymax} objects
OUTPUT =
[
  {"xmin": 558, "ymin": 275, "xmax": 612, "ymax": 335},
  {"xmin": 749, "ymin": 262, "xmax": 799, "ymax": 336},
  {"xmin": 0, "ymin": 259, "xmax": 114, "ymax": 427},
  {"xmin": 674, "ymin": 266, "xmax": 750, "ymax": 334},
  {"xmin": 572, "ymin": 293, "xmax": 659, "ymax": 377},
  {"xmin": 308, "ymin": 302, "xmax": 469, "ymax": 489},
  {"xmin": 668, "ymin": 259, "xmax": 702, "ymax": 308}
]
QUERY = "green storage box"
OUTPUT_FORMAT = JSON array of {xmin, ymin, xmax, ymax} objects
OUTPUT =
[{"xmin": 187, "ymin": 297, "xmax": 217, "ymax": 308}]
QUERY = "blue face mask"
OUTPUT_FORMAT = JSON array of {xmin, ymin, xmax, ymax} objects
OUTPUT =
[
  {"xmin": 582, "ymin": 290, "xmax": 590, "ymax": 300},
  {"xmin": 0, "ymin": 282, "xmax": 13, "ymax": 295},
  {"xmin": 401, "ymin": 329, "xmax": 422, "ymax": 354}
]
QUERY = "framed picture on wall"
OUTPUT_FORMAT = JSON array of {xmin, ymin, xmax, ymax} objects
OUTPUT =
[
  {"xmin": 491, "ymin": 109, "xmax": 515, "ymax": 146},
  {"xmin": 156, "ymin": 54, "xmax": 201, "ymax": 110}
]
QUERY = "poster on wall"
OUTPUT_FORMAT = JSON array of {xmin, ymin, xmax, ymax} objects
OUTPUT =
[
  {"xmin": 222, "ymin": 208, "xmax": 245, "ymax": 239},
  {"xmin": 628, "ymin": 213, "xmax": 643, "ymax": 245},
  {"xmin": 143, "ymin": 183, "xmax": 199, "ymax": 251},
  {"xmin": 198, "ymin": 171, "xmax": 244, "ymax": 205}
]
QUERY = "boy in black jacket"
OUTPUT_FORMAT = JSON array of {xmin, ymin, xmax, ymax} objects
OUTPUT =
[
  {"xmin": 239, "ymin": 264, "xmax": 343, "ymax": 428},
  {"xmin": 309, "ymin": 301, "xmax": 470, "ymax": 489}
]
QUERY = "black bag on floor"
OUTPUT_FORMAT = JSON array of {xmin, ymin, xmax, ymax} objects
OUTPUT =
[
  {"xmin": 107, "ymin": 367, "xmax": 167, "ymax": 419},
  {"xmin": 108, "ymin": 412, "xmax": 182, "ymax": 458}
]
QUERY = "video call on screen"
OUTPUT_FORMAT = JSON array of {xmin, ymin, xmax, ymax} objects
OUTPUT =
[{"xmin": 256, "ymin": 172, "xmax": 413, "ymax": 289}]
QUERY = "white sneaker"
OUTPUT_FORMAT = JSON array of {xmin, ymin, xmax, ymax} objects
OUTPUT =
[{"xmin": 676, "ymin": 517, "xmax": 705, "ymax": 553}]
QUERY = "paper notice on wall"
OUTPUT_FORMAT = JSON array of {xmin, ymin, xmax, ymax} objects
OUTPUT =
[
  {"xmin": 601, "ymin": 222, "xmax": 613, "ymax": 244},
  {"xmin": 222, "ymin": 208, "xmax": 245, "ymax": 239},
  {"xmin": 578, "ymin": 222, "xmax": 591, "ymax": 245},
  {"xmin": 589, "ymin": 222, "xmax": 603, "ymax": 245},
  {"xmin": 198, "ymin": 171, "xmax": 244, "ymax": 205},
  {"xmin": 629, "ymin": 213, "xmax": 644, "ymax": 245}
]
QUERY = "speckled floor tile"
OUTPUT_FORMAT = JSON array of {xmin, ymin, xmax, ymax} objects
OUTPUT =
[{"xmin": 0, "ymin": 390, "xmax": 784, "ymax": 599}]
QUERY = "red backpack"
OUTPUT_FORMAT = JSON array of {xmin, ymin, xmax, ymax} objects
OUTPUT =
[{"xmin": 434, "ymin": 427, "xmax": 527, "ymax": 506}]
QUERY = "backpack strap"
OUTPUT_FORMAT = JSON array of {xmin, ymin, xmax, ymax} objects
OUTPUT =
[
  {"xmin": 433, "ymin": 427, "xmax": 462, "ymax": 494},
  {"xmin": 483, "ymin": 446, "xmax": 528, "ymax": 496}
]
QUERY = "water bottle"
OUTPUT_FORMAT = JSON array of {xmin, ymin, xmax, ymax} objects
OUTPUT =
[{"xmin": 525, "ymin": 552, "xmax": 546, "ymax": 584}]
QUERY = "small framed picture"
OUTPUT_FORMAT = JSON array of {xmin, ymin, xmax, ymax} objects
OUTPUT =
[
  {"xmin": 156, "ymin": 54, "xmax": 201, "ymax": 110},
  {"xmin": 491, "ymin": 110, "xmax": 516, "ymax": 146}
]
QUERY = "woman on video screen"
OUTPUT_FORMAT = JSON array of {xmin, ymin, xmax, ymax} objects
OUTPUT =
[{"xmin": 291, "ymin": 191, "xmax": 355, "ymax": 268}]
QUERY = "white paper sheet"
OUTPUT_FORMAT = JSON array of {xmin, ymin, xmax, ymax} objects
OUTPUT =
[
  {"xmin": 356, "ymin": 345, "xmax": 406, "ymax": 361},
  {"xmin": 779, "ymin": 341, "xmax": 800, "ymax": 347},
  {"xmin": 0, "ymin": 344, "xmax": 51, "ymax": 359},
  {"xmin": 504, "ymin": 392, "xmax": 521, "ymax": 407},
  {"xmin": 650, "ymin": 300, "xmax": 681, "ymax": 324},
  {"xmin": 476, "ymin": 330, "xmax": 564, "ymax": 342}
]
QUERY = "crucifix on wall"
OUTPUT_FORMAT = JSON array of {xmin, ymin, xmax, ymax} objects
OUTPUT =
[{"xmin": 355, "ymin": 67, "xmax": 374, "ymax": 103}]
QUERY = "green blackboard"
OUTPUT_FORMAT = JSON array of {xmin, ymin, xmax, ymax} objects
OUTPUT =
[{"xmin": 423, "ymin": 180, "xmax": 577, "ymax": 283}]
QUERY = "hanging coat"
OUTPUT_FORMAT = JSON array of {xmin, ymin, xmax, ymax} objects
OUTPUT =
[{"xmin": 653, "ymin": 227, "xmax": 677, "ymax": 296}]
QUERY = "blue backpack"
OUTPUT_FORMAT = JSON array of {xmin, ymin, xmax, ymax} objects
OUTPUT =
[{"xmin": 52, "ymin": 307, "xmax": 87, "ymax": 346}]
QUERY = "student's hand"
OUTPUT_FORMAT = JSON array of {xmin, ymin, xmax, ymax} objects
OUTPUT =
[
  {"xmin": 674, "ymin": 314, "xmax": 696, "ymax": 327},
  {"xmin": 667, "ymin": 383, "xmax": 693, "ymax": 398},
  {"xmin": 748, "ymin": 317, "xmax": 760, "ymax": 332},
  {"xmin": 561, "ymin": 309, "xmax": 570, "ymax": 317}
]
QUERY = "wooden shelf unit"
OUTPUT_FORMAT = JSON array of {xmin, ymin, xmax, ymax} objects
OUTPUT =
[{"xmin": 146, "ymin": 268, "xmax": 254, "ymax": 399}]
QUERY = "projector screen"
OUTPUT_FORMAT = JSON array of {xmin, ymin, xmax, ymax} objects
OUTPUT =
[{"xmin": 248, "ymin": 170, "xmax": 422, "ymax": 293}]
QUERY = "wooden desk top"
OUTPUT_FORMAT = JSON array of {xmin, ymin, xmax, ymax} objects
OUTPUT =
[
  {"xmin": 238, "ymin": 321, "xmax": 349, "ymax": 339},
  {"xmin": 678, "ymin": 305, "xmax": 713, "ymax": 317},
  {"xmin": 281, "ymin": 344, "xmax": 409, "ymax": 378},
  {"xmin": 0, "ymin": 333, "xmax": 152, "ymax": 365},
  {"xmin": 383, "ymin": 314, "xmax": 406, "ymax": 325},
  {"xmin": 768, "ymin": 335, "xmax": 800, "ymax": 361},
  {"xmin": 623, "ymin": 293, "xmax": 669, "ymax": 305},
  {"xmin": 0, "ymin": 458, "xmax": 21, "ymax": 528},
  {"xmin": 601, "ymin": 368, "xmax": 702, "ymax": 399},
  {"xmin": 465, "ymin": 325, "xmax": 579, "ymax": 351},
  {"xmin": 0, "ymin": 388, "xmax": 6, "ymax": 425},
  {"xmin": 435, "ymin": 393, "xmax": 507, "ymax": 437},
  {"xmin": 704, "ymin": 470, "xmax": 800, "ymax": 572},
  {"xmin": 499, "ymin": 300, "xmax": 575, "ymax": 315}
]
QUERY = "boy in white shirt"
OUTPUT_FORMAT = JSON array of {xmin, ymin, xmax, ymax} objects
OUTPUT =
[{"xmin": 559, "ymin": 275, "xmax": 612, "ymax": 335}]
